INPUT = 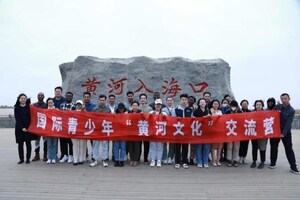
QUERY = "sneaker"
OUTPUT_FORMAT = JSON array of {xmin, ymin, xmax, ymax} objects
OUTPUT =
[
  {"xmin": 183, "ymin": 163, "xmax": 189, "ymax": 169},
  {"xmin": 73, "ymin": 162, "xmax": 78, "ymax": 166},
  {"xmin": 167, "ymin": 157, "xmax": 173, "ymax": 165},
  {"xmin": 114, "ymin": 161, "xmax": 120, "ymax": 167},
  {"xmin": 269, "ymin": 164, "xmax": 276, "ymax": 169},
  {"xmin": 103, "ymin": 160, "xmax": 109, "ymax": 167},
  {"xmin": 217, "ymin": 162, "xmax": 221, "ymax": 166},
  {"xmin": 197, "ymin": 164, "xmax": 203, "ymax": 168},
  {"xmin": 119, "ymin": 161, "xmax": 124, "ymax": 167},
  {"xmin": 51, "ymin": 159, "xmax": 56, "ymax": 164},
  {"xmin": 157, "ymin": 160, "xmax": 162, "ymax": 167},
  {"xmin": 204, "ymin": 164, "xmax": 209, "ymax": 168},
  {"xmin": 227, "ymin": 161, "xmax": 232, "ymax": 167},
  {"xmin": 257, "ymin": 163, "xmax": 265, "ymax": 169},
  {"xmin": 46, "ymin": 159, "xmax": 51, "ymax": 164},
  {"xmin": 238, "ymin": 157, "xmax": 243, "ymax": 164},
  {"xmin": 290, "ymin": 167, "xmax": 300, "ymax": 175},
  {"xmin": 175, "ymin": 164, "xmax": 180, "ymax": 169},
  {"xmin": 67, "ymin": 155, "xmax": 74, "ymax": 163},
  {"xmin": 89, "ymin": 160, "xmax": 98, "ymax": 167},
  {"xmin": 243, "ymin": 157, "xmax": 248, "ymax": 164},
  {"xmin": 59, "ymin": 155, "xmax": 68, "ymax": 163},
  {"xmin": 250, "ymin": 161, "xmax": 257, "ymax": 168},
  {"xmin": 162, "ymin": 159, "xmax": 168, "ymax": 165},
  {"xmin": 233, "ymin": 161, "xmax": 239, "ymax": 167},
  {"xmin": 150, "ymin": 160, "xmax": 156, "ymax": 167}
]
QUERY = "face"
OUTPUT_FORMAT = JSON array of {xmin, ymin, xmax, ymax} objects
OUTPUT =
[
  {"xmin": 155, "ymin": 104, "xmax": 162, "ymax": 111},
  {"xmin": 127, "ymin": 94, "xmax": 134, "ymax": 103},
  {"xmin": 55, "ymin": 89, "xmax": 62, "ymax": 98},
  {"xmin": 48, "ymin": 100, "xmax": 54, "ymax": 107},
  {"xmin": 188, "ymin": 98, "xmax": 195, "ymax": 106},
  {"xmin": 19, "ymin": 95, "xmax": 27, "ymax": 105},
  {"xmin": 280, "ymin": 95, "xmax": 290, "ymax": 106},
  {"xmin": 199, "ymin": 99, "xmax": 206, "ymax": 108},
  {"xmin": 132, "ymin": 103, "xmax": 139, "ymax": 113},
  {"xmin": 267, "ymin": 101, "xmax": 274, "ymax": 108},
  {"xmin": 226, "ymin": 96, "xmax": 232, "ymax": 103},
  {"xmin": 66, "ymin": 94, "xmax": 73, "ymax": 102},
  {"xmin": 118, "ymin": 107, "xmax": 125, "ymax": 113},
  {"xmin": 241, "ymin": 101, "xmax": 248, "ymax": 109},
  {"xmin": 140, "ymin": 95, "xmax": 147, "ymax": 104},
  {"xmin": 212, "ymin": 101, "xmax": 220, "ymax": 110},
  {"xmin": 99, "ymin": 97, "xmax": 106, "ymax": 106},
  {"xmin": 180, "ymin": 97, "xmax": 188, "ymax": 107},
  {"xmin": 255, "ymin": 102, "xmax": 263, "ymax": 111},
  {"xmin": 109, "ymin": 96, "xmax": 115, "ymax": 105},
  {"xmin": 153, "ymin": 93, "xmax": 160, "ymax": 100},
  {"xmin": 76, "ymin": 103, "xmax": 83, "ymax": 110},
  {"xmin": 166, "ymin": 98, "xmax": 173, "ymax": 107},
  {"xmin": 83, "ymin": 94, "xmax": 91, "ymax": 104},
  {"xmin": 222, "ymin": 100, "xmax": 229, "ymax": 107},
  {"xmin": 203, "ymin": 94, "xmax": 211, "ymax": 101},
  {"xmin": 37, "ymin": 93, "xmax": 44, "ymax": 101}
]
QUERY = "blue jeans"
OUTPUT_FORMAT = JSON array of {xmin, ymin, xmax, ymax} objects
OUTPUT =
[
  {"xmin": 47, "ymin": 137, "xmax": 58, "ymax": 160},
  {"xmin": 196, "ymin": 144, "xmax": 211, "ymax": 165},
  {"xmin": 113, "ymin": 141, "xmax": 126, "ymax": 161}
]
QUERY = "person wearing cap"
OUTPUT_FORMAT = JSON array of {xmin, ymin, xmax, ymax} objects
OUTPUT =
[
  {"xmin": 71, "ymin": 100, "xmax": 87, "ymax": 165},
  {"xmin": 113, "ymin": 103, "xmax": 128, "ymax": 167},
  {"xmin": 225, "ymin": 100, "xmax": 242, "ymax": 167},
  {"xmin": 148, "ymin": 99, "xmax": 167, "ymax": 167}
]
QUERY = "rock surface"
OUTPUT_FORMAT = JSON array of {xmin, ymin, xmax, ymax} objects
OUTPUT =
[{"xmin": 59, "ymin": 56, "xmax": 234, "ymax": 105}]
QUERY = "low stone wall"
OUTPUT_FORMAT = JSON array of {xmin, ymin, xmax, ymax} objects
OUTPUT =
[{"xmin": 0, "ymin": 116, "xmax": 15, "ymax": 128}]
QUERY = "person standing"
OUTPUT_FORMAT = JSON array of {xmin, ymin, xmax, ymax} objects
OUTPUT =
[
  {"xmin": 59, "ymin": 92, "xmax": 76, "ymax": 163},
  {"xmin": 14, "ymin": 94, "xmax": 38, "ymax": 164},
  {"xmin": 71, "ymin": 100, "xmax": 87, "ymax": 166},
  {"xmin": 32, "ymin": 92, "xmax": 48, "ymax": 162},
  {"xmin": 149, "ymin": 99, "xmax": 167, "ymax": 167},
  {"xmin": 193, "ymin": 98, "xmax": 211, "ymax": 168},
  {"xmin": 125, "ymin": 91, "xmax": 135, "ymax": 111},
  {"xmin": 53, "ymin": 86, "xmax": 66, "ymax": 109},
  {"xmin": 161, "ymin": 97, "xmax": 176, "ymax": 165},
  {"xmin": 138, "ymin": 93, "xmax": 153, "ymax": 163},
  {"xmin": 188, "ymin": 95, "xmax": 197, "ymax": 165},
  {"xmin": 269, "ymin": 93, "xmax": 299, "ymax": 174},
  {"xmin": 238, "ymin": 99, "xmax": 251, "ymax": 164},
  {"xmin": 226, "ymin": 100, "xmax": 242, "ymax": 167},
  {"xmin": 46, "ymin": 98, "xmax": 58, "ymax": 164},
  {"xmin": 90, "ymin": 95, "xmax": 111, "ymax": 167},
  {"xmin": 149, "ymin": 92, "xmax": 166, "ymax": 110},
  {"xmin": 174, "ymin": 94, "xmax": 192, "ymax": 169}
]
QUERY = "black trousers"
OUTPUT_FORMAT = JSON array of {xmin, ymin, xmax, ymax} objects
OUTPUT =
[
  {"xmin": 270, "ymin": 134, "xmax": 297, "ymax": 168},
  {"xmin": 239, "ymin": 140, "xmax": 249, "ymax": 157},
  {"xmin": 175, "ymin": 143, "xmax": 188, "ymax": 164},
  {"xmin": 128, "ymin": 141, "xmax": 141, "ymax": 162},
  {"xmin": 251, "ymin": 140, "xmax": 258, "ymax": 162},
  {"xmin": 140, "ymin": 141, "xmax": 149, "ymax": 162},
  {"xmin": 18, "ymin": 141, "xmax": 31, "ymax": 161},
  {"xmin": 60, "ymin": 138, "xmax": 73, "ymax": 158}
]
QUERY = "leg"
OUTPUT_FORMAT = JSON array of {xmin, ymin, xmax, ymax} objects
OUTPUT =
[
  {"xmin": 113, "ymin": 141, "xmax": 120, "ymax": 161},
  {"xmin": 162, "ymin": 143, "xmax": 167, "ymax": 161},
  {"xmin": 25, "ymin": 140, "xmax": 32, "ymax": 162},
  {"xmin": 157, "ymin": 142, "xmax": 164, "ymax": 161},
  {"xmin": 182, "ymin": 143, "xmax": 189, "ymax": 164},
  {"xmin": 92, "ymin": 141, "xmax": 100, "ymax": 160},
  {"xmin": 226, "ymin": 142, "xmax": 233, "ymax": 161},
  {"xmin": 149, "ymin": 142, "xmax": 156, "ymax": 161},
  {"xmin": 18, "ymin": 142, "xmax": 24, "ymax": 161},
  {"xmin": 282, "ymin": 133, "xmax": 297, "ymax": 169},
  {"xmin": 251, "ymin": 140, "xmax": 258, "ymax": 162},
  {"xmin": 270, "ymin": 138, "xmax": 280, "ymax": 165},
  {"xmin": 71, "ymin": 139, "xmax": 78, "ymax": 163},
  {"xmin": 134, "ymin": 141, "xmax": 141, "ymax": 162},
  {"xmin": 168, "ymin": 143, "xmax": 175, "ymax": 159},
  {"xmin": 102, "ymin": 141, "xmax": 109, "ymax": 161},
  {"xmin": 175, "ymin": 143, "xmax": 182, "ymax": 164},
  {"xmin": 217, "ymin": 143, "xmax": 223, "ymax": 164},
  {"xmin": 143, "ymin": 141, "xmax": 149, "ymax": 162},
  {"xmin": 203, "ymin": 144, "xmax": 211, "ymax": 165},
  {"xmin": 60, "ymin": 138, "xmax": 68, "ymax": 158},
  {"xmin": 120, "ymin": 141, "xmax": 126, "ymax": 161}
]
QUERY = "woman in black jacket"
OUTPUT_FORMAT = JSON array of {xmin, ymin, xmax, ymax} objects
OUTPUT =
[{"xmin": 14, "ymin": 93, "xmax": 38, "ymax": 164}]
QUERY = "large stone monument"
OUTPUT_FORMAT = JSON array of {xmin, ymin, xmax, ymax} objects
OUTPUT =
[{"xmin": 59, "ymin": 56, "xmax": 234, "ymax": 104}]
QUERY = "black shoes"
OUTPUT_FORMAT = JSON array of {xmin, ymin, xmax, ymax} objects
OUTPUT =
[
  {"xmin": 25, "ymin": 160, "xmax": 30, "ymax": 164},
  {"xmin": 290, "ymin": 167, "xmax": 300, "ymax": 175},
  {"xmin": 250, "ymin": 161, "xmax": 256, "ymax": 168},
  {"xmin": 17, "ymin": 160, "xmax": 24, "ymax": 164},
  {"xmin": 257, "ymin": 163, "xmax": 265, "ymax": 169}
]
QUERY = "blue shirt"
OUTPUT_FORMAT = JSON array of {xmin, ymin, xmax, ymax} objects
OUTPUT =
[{"xmin": 85, "ymin": 102, "xmax": 97, "ymax": 112}]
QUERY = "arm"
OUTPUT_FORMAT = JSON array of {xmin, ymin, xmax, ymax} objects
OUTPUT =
[{"xmin": 282, "ymin": 109, "xmax": 295, "ymax": 136}]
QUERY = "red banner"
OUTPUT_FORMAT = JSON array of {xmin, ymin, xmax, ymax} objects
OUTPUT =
[{"xmin": 28, "ymin": 106, "xmax": 281, "ymax": 144}]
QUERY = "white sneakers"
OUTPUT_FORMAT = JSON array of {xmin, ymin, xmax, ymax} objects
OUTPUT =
[
  {"xmin": 67, "ymin": 155, "xmax": 74, "ymax": 163},
  {"xmin": 197, "ymin": 164, "xmax": 203, "ymax": 168},
  {"xmin": 162, "ymin": 159, "xmax": 168, "ymax": 165},
  {"xmin": 157, "ymin": 160, "xmax": 162, "ymax": 167},
  {"xmin": 90, "ymin": 160, "xmax": 98, "ymax": 167},
  {"xmin": 51, "ymin": 159, "xmax": 56, "ymax": 164},
  {"xmin": 102, "ymin": 160, "xmax": 108, "ymax": 167},
  {"xmin": 47, "ymin": 159, "xmax": 56, "ymax": 164},
  {"xmin": 183, "ymin": 164, "xmax": 189, "ymax": 169},
  {"xmin": 167, "ymin": 157, "xmax": 173, "ymax": 165},
  {"xmin": 150, "ymin": 160, "xmax": 156, "ymax": 167},
  {"xmin": 204, "ymin": 164, "xmax": 209, "ymax": 168},
  {"xmin": 175, "ymin": 164, "xmax": 180, "ymax": 169},
  {"xmin": 46, "ymin": 159, "xmax": 51, "ymax": 164},
  {"xmin": 59, "ymin": 155, "xmax": 68, "ymax": 163}
]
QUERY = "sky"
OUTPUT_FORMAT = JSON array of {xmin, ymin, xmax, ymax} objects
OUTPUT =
[{"xmin": 0, "ymin": 0, "xmax": 300, "ymax": 108}]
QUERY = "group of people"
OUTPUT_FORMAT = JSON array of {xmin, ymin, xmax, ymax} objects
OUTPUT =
[{"xmin": 14, "ymin": 87, "xmax": 299, "ymax": 175}]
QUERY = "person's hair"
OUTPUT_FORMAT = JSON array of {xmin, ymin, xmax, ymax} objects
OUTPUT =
[
  {"xmin": 240, "ymin": 99, "xmax": 249, "ymax": 106},
  {"xmin": 280, "ymin": 93, "xmax": 290, "ymax": 98},
  {"xmin": 210, "ymin": 99, "xmax": 220, "ymax": 109},
  {"xmin": 188, "ymin": 96, "xmax": 196, "ymax": 102},
  {"xmin": 139, "ymin": 93, "xmax": 147, "ymax": 99},
  {"xmin": 54, "ymin": 86, "xmax": 63, "ymax": 91},
  {"xmin": 14, "ymin": 93, "xmax": 30, "ymax": 107},
  {"xmin": 197, "ymin": 98, "xmax": 206, "ymax": 106},
  {"xmin": 46, "ymin": 97, "xmax": 55, "ymax": 104},
  {"xmin": 224, "ymin": 94, "xmax": 230, "ymax": 99},
  {"xmin": 203, "ymin": 92, "xmax": 211, "ymax": 97},
  {"xmin": 99, "ymin": 94, "xmax": 107, "ymax": 100},
  {"xmin": 108, "ymin": 94, "xmax": 116, "ymax": 99},
  {"xmin": 126, "ymin": 91, "xmax": 134, "ymax": 96},
  {"xmin": 254, "ymin": 100, "xmax": 264, "ymax": 110},
  {"xmin": 131, "ymin": 100, "xmax": 140, "ymax": 107},
  {"xmin": 83, "ymin": 92, "xmax": 91, "ymax": 97},
  {"xmin": 221, "ymin": 98, "xmax": 229, "ymax": 104},
  {"xmin": 66, "ymin": 91, "xmax": 73, "ymax": 96},
  {"xmin": 180, "ymin": 93, "xmax": 189, "ymax": 99}
]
